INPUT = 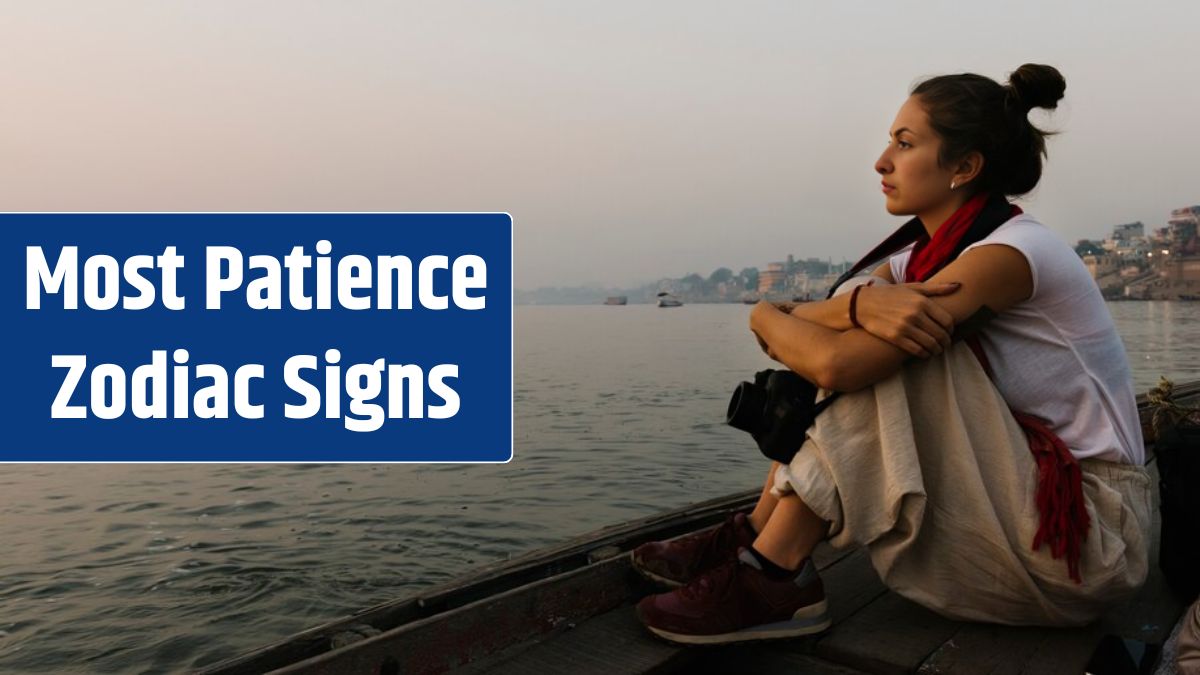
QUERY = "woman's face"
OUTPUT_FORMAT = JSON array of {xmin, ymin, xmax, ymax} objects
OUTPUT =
[{"xmin": 875, "ymin": 95, "xmax": 959, "ymax": 218}]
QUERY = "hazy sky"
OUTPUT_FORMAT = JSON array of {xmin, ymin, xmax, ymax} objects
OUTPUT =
[{"xmin": 3, "ymin": 1, "xmax": 1197, "ymax": 289}]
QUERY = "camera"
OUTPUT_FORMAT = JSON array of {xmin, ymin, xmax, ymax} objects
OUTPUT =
[{"xmin": 725, "ymin": 369, "xmax": 835, "ymax": 464}]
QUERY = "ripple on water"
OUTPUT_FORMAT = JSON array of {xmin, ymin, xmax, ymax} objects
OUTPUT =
[
  {"xmin": 181, "ymin": 500, "xmax": 284, "ymax": 518},
  {"xmin": 123, "ymin": 501, "xmax": 165, "ymax": 513},
  {"xmin": 229, "ymin": 484, "xmax": 265, "ymax": 493}
]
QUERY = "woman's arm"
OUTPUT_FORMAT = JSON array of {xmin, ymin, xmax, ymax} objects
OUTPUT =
[
  {"xmin": 751, "ymin": 244, "xmax": 1033, "ymax": 392},
  {"xmin": 776, "ymin": 263, "xmax": 959, "ymax": 357},
  {"xmin": 779, "ymin": 265, "xmax": 893, "ymax": 331}
]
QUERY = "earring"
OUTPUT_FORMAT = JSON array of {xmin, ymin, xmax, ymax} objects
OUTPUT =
[{"xmin": 950, "ymin": 181, "xmax": 957, "ymax": 190}]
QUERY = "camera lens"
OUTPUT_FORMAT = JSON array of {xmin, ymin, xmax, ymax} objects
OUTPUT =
[{"xmin": 726, "ymin": 381, "xmax": 767, "ymax": 434}]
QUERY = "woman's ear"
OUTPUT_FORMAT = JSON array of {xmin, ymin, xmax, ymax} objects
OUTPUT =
[{"xmin": 953, "ymin": 151, "xmax": 985, "ymax": 189}]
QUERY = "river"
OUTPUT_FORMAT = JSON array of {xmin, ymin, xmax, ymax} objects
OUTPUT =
[{"xmin": 0, "ymin": 301, "xmax": 1196, "ymax": 673}]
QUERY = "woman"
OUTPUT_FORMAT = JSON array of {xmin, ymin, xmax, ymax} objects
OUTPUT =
[{"xmin": 633, "ymin": 64, "xmax": 1151, "ymax": 645}]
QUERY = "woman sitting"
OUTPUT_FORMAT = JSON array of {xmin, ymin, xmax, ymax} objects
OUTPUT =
[{"xmin": 633, "ymin": 63, "xmax": 1150, "ymax": 645}]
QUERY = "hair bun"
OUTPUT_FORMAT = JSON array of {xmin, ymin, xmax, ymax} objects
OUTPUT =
[{"xmin": 1006, "ymin": 63, "xmax": 1066, "ymax": 112}]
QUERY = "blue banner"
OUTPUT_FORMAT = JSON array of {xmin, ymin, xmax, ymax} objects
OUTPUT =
[{"xmin": 2, "ymin": 213, "xmax": 513, "ymax": 462}]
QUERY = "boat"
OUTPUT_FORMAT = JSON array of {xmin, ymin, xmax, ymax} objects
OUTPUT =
[
  {"xmin": 656, "ymin": 292, "xmax": 682, "ymax": 308},
  {"xmin": 741, "ymin": 295, "xmax": 759, "ymax": 305},
  {"xmin": 604, "ymin": 296, "xmax": 628, "ymax": 305},
  {"xmin": 199, "ymin": 380, "xmax": 1200, "ymax": 675}
]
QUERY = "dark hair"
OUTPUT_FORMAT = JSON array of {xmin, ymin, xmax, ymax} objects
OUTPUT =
[{"xmin": 910, "ymin": 64, "xmax": 1065, "ymax": 197}]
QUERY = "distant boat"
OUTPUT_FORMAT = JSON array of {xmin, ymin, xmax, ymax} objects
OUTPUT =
[
  {"xmin": 656, "ymin": 292, "xmax": 683, "ymax": 308},
  {"xmin": 603, "ymin": 296, "xmax": 627, "ymax": 305},
  {"xmin": 741, "ymin": 296, "xmax": 759, "ymax": 305}
]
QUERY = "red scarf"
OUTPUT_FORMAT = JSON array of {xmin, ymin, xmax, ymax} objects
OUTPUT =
[
  {"xmin": 905, "ymin": 192, "xmax": 993, "ymax": 281},
  {"xmin": 906, "ymin": 192, "xmax": 1091, "ymax": 584}
]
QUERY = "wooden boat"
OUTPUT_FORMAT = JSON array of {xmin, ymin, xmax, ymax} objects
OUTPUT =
[
  {"xmin": 604, "ymin": 296, "xmax": 628, "ymax": 305},
  {"xmin": 200, "ymin": 381, "xmax": 1200, "ymax": 675}
]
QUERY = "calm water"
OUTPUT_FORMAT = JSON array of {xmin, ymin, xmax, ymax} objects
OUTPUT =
[{"xmin": 1, "ymin": 302, "xmax": 1198, "ymax": 673}]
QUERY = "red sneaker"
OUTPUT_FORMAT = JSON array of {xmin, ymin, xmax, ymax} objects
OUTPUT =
[
  {"xmin": 631, "ymin": 512, "xmax": 758, "ymax": 588},
  {"xmin": 635, "ymin": 547, "xmax": 830, "ymax": 645}
]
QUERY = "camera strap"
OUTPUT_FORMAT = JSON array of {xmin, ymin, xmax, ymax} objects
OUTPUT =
[{"xmin": 827, "ymin": 192, "xmax": 1018, "ymax": 297}]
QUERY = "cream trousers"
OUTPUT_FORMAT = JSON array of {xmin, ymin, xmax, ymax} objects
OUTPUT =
[{"xmin": 770, "ymin": 344, "xmax": 1152, "ymax": 626}]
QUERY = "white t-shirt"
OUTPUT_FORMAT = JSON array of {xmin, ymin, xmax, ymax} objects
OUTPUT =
[{"xmin": 887, "ymin": 213, "xmax": 1144, "ymax": 465}]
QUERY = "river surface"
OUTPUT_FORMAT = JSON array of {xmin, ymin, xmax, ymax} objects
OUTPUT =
[{"xmin": 1, "ymin": 301, "xmax": 1198, "ymax": 673}]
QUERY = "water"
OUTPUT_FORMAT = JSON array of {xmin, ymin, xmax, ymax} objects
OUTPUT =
[{"xmin": 1, "ymin": 302, "xmax": 1198, "ymax": 673}]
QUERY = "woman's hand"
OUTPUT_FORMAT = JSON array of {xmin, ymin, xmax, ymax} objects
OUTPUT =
[{"xmin": 854, "ymin": 282, "xmax": 961, "ymax": 357}]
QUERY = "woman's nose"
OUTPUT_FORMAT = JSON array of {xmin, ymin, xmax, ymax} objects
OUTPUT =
[{"xmin": 875, "ymin": 152, "xmax": 892, "ymax": 175}]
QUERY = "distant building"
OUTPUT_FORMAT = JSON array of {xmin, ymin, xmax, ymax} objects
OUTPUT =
[
  {"xmin": 1075, "ymin": 240, "xmax": 1105, "ymax": 257},
  {"xmin": 1170, "ymin": 206, "xmax": 1200, "ymax": 226},
  {"xmin": 1112, "ymin": 222, "xmax": 1145, "ymax": 241},
  {"xmin": 1136, "ymin": 205, "xmax": 1200, "ymax": 299},
  {"xmin": 1168, "ymin": 206, "xmax": 1200, "ymax": 256},
  {"xmin": 757, "ymin": 262, "xmax": 786, "ymax": 294},
  {"xmin": 1081, "ymin": 251, "xmax": 1120, "ymax": 282}
]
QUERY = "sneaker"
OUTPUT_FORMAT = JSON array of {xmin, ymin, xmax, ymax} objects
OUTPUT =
[
  {"xmin": 631, "ymin": 512, "xmax": 758, "ymax": 588},
  {"xmin": 635, "ymin": 547, "xmax": 831, "ymax": 645}
]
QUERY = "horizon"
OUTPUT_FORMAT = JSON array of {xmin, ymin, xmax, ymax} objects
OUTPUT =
[{"xmin": 3, "ymin": 2, "xmax": 1197, "ymax": 291}]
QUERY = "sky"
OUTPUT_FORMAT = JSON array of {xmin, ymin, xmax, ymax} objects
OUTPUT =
[{"xmin": 2, "ymin": 1, "xmax": 1198, "ymax": 290}]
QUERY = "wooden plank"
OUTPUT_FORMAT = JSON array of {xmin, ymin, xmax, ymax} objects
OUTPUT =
[
  {"xmin": 916, "ymin": 623, "xmax": 1100, "ymax": 675},
  {"xmin": 690, "ymin": 648, "xmax": 873, "ymax": 674},
  {"xmin": 457, "ymin": 605, "xmax": 686, "ymax": 675},
  {"xmin": 474, "ymin": 630, "xmax": 875, "ymax": 675},
  {"xmin": 266, "ymin": 554, "xmax": 639, "ymax": 675},
  {"xmin": 815, "ymin": 591, "xmax": 962, "ymax": 675},
  {"xmin": 819, "ymin": 548, "xmax": 890, "ymax": 626}
]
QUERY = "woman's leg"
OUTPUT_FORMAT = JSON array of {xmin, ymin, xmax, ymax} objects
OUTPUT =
[
  {"xmin": 747, "ymin": 461, "xmax": 782, "ymax": 534},
  {"xmin": 752, "ymin": 492, "xmax": 830, "ymax": 571},
  {"xmin": 747, "ymin": 461, "xmax": 830, "ymax": 570}
]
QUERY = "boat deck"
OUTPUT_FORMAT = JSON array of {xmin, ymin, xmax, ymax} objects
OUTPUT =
[
  {"xmin": 204, "ymin": 464, "xmax": 1183, "ymax": 675},
  {"xmin": 202, "ymin": 385, "xmax": 1198, "ymax": 675},
  {"xmin": 453, "ymin": 466, "xmax": 1178, "ymax": 675}
]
